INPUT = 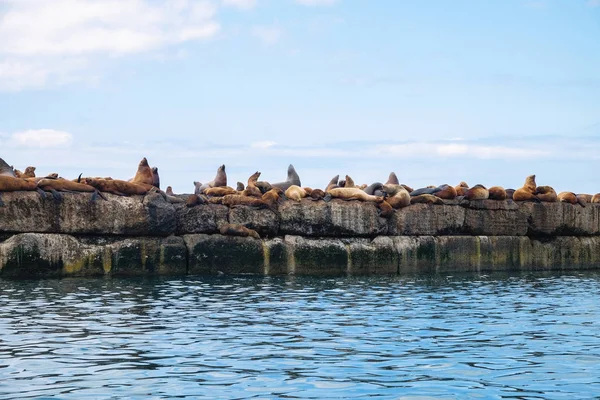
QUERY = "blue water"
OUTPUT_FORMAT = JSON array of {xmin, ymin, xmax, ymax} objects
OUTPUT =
[{"xmin": 0, "ymin": 273, "xmax": 599, "ymax": 399}]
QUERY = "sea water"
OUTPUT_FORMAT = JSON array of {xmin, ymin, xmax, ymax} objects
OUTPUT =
[{"xmin": 0, "ymin": 272, "xmax": 599, "ymax": 399}]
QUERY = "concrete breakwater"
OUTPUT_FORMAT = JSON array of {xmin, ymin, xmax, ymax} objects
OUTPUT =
[{"xmin": 1, "ymin": 191, "xmax": 600, "ymax": 278}]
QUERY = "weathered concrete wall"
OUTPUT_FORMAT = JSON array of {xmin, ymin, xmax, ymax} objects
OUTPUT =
[{"xmin": 1, "ymin": 191, "xmax": 600, "ymax": 278}]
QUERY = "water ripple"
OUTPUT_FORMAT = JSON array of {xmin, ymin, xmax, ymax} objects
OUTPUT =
[{"xmin": 0, "ymin": 272, "xmax": 600, "ymax": 399}]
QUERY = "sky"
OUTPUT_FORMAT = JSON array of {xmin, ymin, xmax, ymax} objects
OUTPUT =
[{"xmin": 0, "ymin": 0, "xmax": 599, "ymax": 194}]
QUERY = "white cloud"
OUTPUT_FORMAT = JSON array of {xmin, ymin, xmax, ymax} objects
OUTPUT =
[
  {"xmin": 10, "ymin": 129, "xmax": 74, "ymax": 148},
  {"xmin": 251, "ymin": 141, "xmax": 277, "ymax": 149},
  {"xmin": 251, "ymin": 25, "xmax": 283, "ymax": 44},
  {"xmin": 295, "ymin": 0, "xmax": 339, "ymax": 5},
  {"xmin": 375, "ymin": 141, "xmax": 550, "ymax": 159},
  {"xmin": 0, "ymin": 0, "xmax": 220, "ymax": 91},
  {"xmin": 222, "ymin": 0, "xmax": 257, "ymax": 9}
]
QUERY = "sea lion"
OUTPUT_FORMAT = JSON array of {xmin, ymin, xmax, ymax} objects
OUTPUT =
[
  {"xmin": 591, "ymin": 194, "xmax": 600, "ymax": 203},
  {"xmin": 166, "ymin": 186, "xmax": 174, "ymax": 196},
  {"xmin": 255, "ymin": 181, "xmax": 272, "ymax": 194},
  {"xmin": 410, "ymin": 194, "xmax": 444, "ymax": 205},
  {"xmin": 271, "ymin": 164, "xmax": 301, "ymax": 191},
  {"xmin": 505, "ymin": 188, "xmax": 515, "ymax": 200},
  {"xmin": 535, "ymin": 186, "xmax": 558, "ymax": 202},
  {"xmin": 433, "ymin": 184, "xmax": 457, "ymax": 200},
  {"xmin": 309, "ymin": 188, "xmax": 326, "ymax": 200},
  {"xmin": 0, "ymin": 158, "xmax": 16, "ymax": 177},
  {"xmin": 36, "ymin": 178, "xmax": 106, "ymax": 201},
  {"xmin": 364, "ymin": 182, "xmax": 383, "ymax": 195},
  {"xmin": 197, "ymin": 164, "xmax": 227, "ymax": 193},
  {"xmin": 130, "ymin": 157, "xmax": 154, "ymax": 186},
  {"xmin": 343, "ymin": 175, "xmax": 358, "ymax": 188},
  {"xmin": 410, "ymin": 187, "xmax": 438, "ymax": 196},
  {"xmin": 382, "ymin": 184, "xmax": 411, "ymax": 209},
  {"xmin": 325, "ymin": 175, "xmax": 340, "ymax": 192},
  {"xmin": 204, "ymin": 186, "xmax": 237, "ymax": 197},
  {"xmin": 247, "ymin": 171, "xmax": 261, "ymax": 188},
  {"xmin": 464, "ymin": 184, "xmax": 489, "ymax": 200},
  {"xmin": 193, "ymin": 181, "xmax": 203, "ymax": 195},
  {"xmin": 14, "ymin": 169, "xmax": 24, "ymax": 178},
  {"xmin": 512, "ymin": 175, "xmax": 538, "ymax": 202},
  {"xmin": 558, "ymin": 191, "xmax": 586, "ymax": 207},
  {"xmin": 488, "ymin": 186, "xmax": 507, "ymax": 201},
  {"xmin": 303, "ymin": 187, "xmax": 313, "ymax": 196},
  {"xmin": 325, "ymin": 187, "xmax": 384, "ymax": 203},
  {"xmin": 454, "ymin": 182, "xmax": 469, "ymax": 196},
  {"xmin": 151, "ymin": 167, "xmax": 160, "ymax": 189},
  {"xmin": 577, "ymin": 194, "xmax": 593, "ymax": 203},
  {"xmin": 378, "ymin": 200, "xmax": 394, "ymax": 218},
  {"xmin": 23, "ymin": 166, "xmax": 36, "ymax": 178},
  {"xmin": 219, "ymin": 223, "xmax": 260, "ymax": 239},
  {"xmin": 242, "ymin": 187, "xmax": 263, "ymax": 198},
  {"xmin": 84, "ymin": 178, "xmax": 152, "ymax": 196},
  {"xmin": 186, "ymin": 194, "xmax": 208, "ymax": 207},
  {"xmin": 0, "ymin": 176, "xmax": 38, "ymax": 191},
  {"xmin": 262, "ymin": 188, "xmax": 284, "ymax": 209},
  {"xmin": 386, "ymin": 172, "xmax": 399, "ymax": 185},
  {"xmin": 236, "ymin": 182, "xmax": 245, "ymax": 191},
  {"xmin": 285, "ymin": 185, "xmax": 307, "ymax": 202}
]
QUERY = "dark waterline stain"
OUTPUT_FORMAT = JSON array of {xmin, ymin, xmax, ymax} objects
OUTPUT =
[{"xmin": 0, "ymin": 271, "xmax": 600, "ymax": 399}]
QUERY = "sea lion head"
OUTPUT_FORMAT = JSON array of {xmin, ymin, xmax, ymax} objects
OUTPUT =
[
  {"xmin": 344, "ymin": 175, "xmax": 355, "ymax": 188},
  {"xmin": 139, "ymin": 157, "xmax": 149, "ymax": 166},
  {"xmin": 524, "ymin": 175, "xmax": 536, "ymax": 191},
  {"xmin": 386, "ymin": 172, "xmax": 399, "ymax": 185}
]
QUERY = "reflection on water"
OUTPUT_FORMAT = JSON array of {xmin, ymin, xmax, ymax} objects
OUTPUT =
[{"xmin": 0, "ymin": 272, "xmax": 599, "ymax": 399}]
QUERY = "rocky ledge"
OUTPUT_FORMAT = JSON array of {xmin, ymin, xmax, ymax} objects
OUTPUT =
[{"xmin": 1, "ymin": 191, "xmax": 599, "ymax": 278}]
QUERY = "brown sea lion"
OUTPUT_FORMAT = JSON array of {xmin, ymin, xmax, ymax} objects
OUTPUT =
[
  {"xmin": 0, "ymin": 158, "xmax": 17, "ymax": 177},
  {"xmin": 221, "ymin": 194, "xmax": 268, "ymax": 208},
  {"xmin": 577, "ymin": 194, "xmax": 592, "ymax": 203},
  {"xmin": 464, "ymin": 184, "xmax": 489, "ymax": 200},
  {"xmin": 37, "ymin": 178, "xmax": 106, "ymax": 201},
  {"xmin": 309, "ymin": 188, "xmax": 326, "ymax": 200},
  {"xmin": 488, "ymin": 186, "xmax": 507, "ymax": 201},
  {"xmin": 204, "ymin": 186, "xmax": 237, "ymax": 197},
  {"xmin": 84, "ymin": 178, "xmax": 151, "ymax": 196},
  {"xmin": 410, "ymin": 194, "xmax": 444, "ymax": 205},
  {"xmin": 512, "ymin": 175, "xmax": 538, "ymax": 202},
  {"xmin": 591, "ymin": 194, "xmax": 600, "ymax": 203},
  {"xmin": 272, "ymin": 164, "xmax": 301, "ymax": 191},
  {"xmin": 166, "ymin": 186, "xmax": 174, "ymax": 196},
  {"xmin": 247, "ymin": 171, "xmax": 261, "ymax": 188},
  {"xmin": 382, "ymin": 184, "xmax": 411, "ymax": 209},
  {"xmin": 262, "ymin": 188, "xmax": 283, "ymax": 209},
  {"xmin": 186, "ymin": 194, "xmax": 208, "ymax": 207},
  {"xmin": 344, "ymin": 175, "xmax": 357, "ymax": 188},
  {"xmin": 325, "ymin": 175, "xmax": 340, "ymax": 192},
  {"xmin": 23, "ymin": 166, "xmax": 36, "ymax": 178},
  {"xmin": 386, "ymin": 172, "xmax": 399, "ymax": 185},
  {"xmin": 236, "ymin": 182, "xmax": 245, "ymax": 191},
  {"xmin": 242, "ymin": 187, "xmax": 263, "ymax": 198},
  {"xmin": 0, "ymin": 176, "xmax": 38, "ymax": 191},
  {"xmin": 198, "ymin": 164, "xmax": 227, "ymax": 193},
  {"xmin": 535, "ymin": 186, "xmax": 558, "ymax": 202},
  {"xmin": 219, "ymin": 223, "xmax": 260, "ymax": 239},
  {"xmin": 303, "ymin": 187, "xmax": 313, "ymax": 196},
  {"xmin": 454, "ymin": 182, "xmax": 469, "ymax": 196},
  {"xmin": 378, "ymin": 200, "xmax": 394, "ymax": 218},
  {"xmin": 14, "ymin": 169, "xmax": 24, "ymax": 178},
  {"xmin": 130, "ymin": 157, "xmax": 154, "ymax": 186},
  {"xmin": 151, "ymin": 167, "xmax": 160, "ymax": 189},
  {"xmin": 558, "ymin": 191, "xmax": 586, "ymax": 207},
  {"xmin": 325, "ymin": 187, "xmax": 384, "ymax": 203},
  {"xmin": 285, "ymin": 185, "xmax": 307, "ymax": 202},
  {"xmin": 434, "ymin": 184, "xmax": 457, "ymax": 200}
]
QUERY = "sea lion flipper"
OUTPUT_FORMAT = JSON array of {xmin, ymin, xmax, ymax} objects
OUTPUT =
[
  {"xmin": 50, "ymin": 189, "xmax": 62, "ymax": 201},
  {"xmin": 90, "ymin": 191, "xmax": 98, "ymax": 202},
  {"xmin": 35, "ymin": 187, "xmax": 48, "ymax": 199},
  {"xmin": 323, "ymin": 194, "xmax": 332, "ymax": 203},
  {"xmin": 77, "ymin": 173, "xmax": 82, "ymax": 183}
]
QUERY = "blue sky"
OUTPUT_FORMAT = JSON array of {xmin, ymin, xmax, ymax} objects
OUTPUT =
[{"xmin": 0, "ymin": 0, "xmax": 599, "ymax": 194}]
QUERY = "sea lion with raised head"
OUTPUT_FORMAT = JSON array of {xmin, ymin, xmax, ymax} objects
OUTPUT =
[
  {"xmin": 247, "ymin": 171, "xmax": 261, "ymax": 188},
  {"xmin": 130, "ymin": 157, "xmax": 154, "ymax": 186},
  {"xmin": 464, "ymin": 184, "xmax": 489, "ymax": 200},
  {"xmin": 0, "ymin": 158, "xmax": 16, "ymax": 177},
  {"xmin": 512, "ymin": 175, "xmax": 538, "ymax": 202},
  {"xmin": 386, "ymin": 172, "xmax": 400, "ymax": 185},
  {"xmin": 193, "ymin": 181, "xmax": 203, "ymax": 195},
  {"xmin": 219, "ymin": 223, "xmax": 261, "ymax": 239},
  {"xmin": 236, "ymin": 182, "xmax": 245, "ymax": 191},
  {"xmin": 382, "ymin": 184, "xmax": 411, "ymax": 209},
  {"xmin": 558, "ymin": 191, "xmax": 586, "ymax": 207},
  {"xmin": 325, "ymin": 175, "xmax": 340, "ymax": 192},
  {"xmin": 271, "ymin": 164, "xmax": 301, "ymax": 191},
  {"xmin": 151, "ymin": 167, "xmax": 160, "ymax": 189},
  {"xmin": 197, "ymin": 164, "xmax": 227, "ymax": 193},
  {"xmin": 22, "ymin": 166, "xmax": 36, "ymax": 178},
  {"xmin": 488, "ymin": 186, "xmax": 507, "ymax": 201},
  {"xmin": 535, "ymin": 186, "xmax": 558, "ymax": 202},
  {"xmin": 285, "ymin": 185, "xmax": 307, "ymax": 202},
  {"xmin": 344, "ymin": 175, "xmax": 357, "ymax": 188},
  {"xmin": 166, "ymin": 186, "xmax": 174, "ymax": 196}
]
